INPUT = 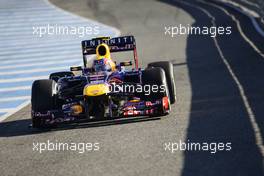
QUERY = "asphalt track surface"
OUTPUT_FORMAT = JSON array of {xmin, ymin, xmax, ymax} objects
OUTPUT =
[{"xmin": 1, "ymin": 0, "xmax": 264, "ymax": 175}]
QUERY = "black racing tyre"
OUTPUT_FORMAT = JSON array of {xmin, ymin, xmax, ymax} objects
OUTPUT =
[
  {"xmin": 142, "ymin": 67, "xmax": 169, "ymax": 101},
  {"xmin": 49, "ymin": 71, "xmax": 74, "ymax": 82},
  {"xmin": 31, "ymin": 79, "xmax": 56, "ymax": 128},
  {"xmin": 148, "ymin": 61, "xmax": 176, "ymax": 104}
]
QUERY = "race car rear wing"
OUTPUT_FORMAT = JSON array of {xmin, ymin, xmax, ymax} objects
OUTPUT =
[{"xmin": 81, "ymin": 35, "xmax": 138, "ymax": 68}]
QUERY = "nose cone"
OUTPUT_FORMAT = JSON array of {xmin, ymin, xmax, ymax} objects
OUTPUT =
[{"xmin": 83, "ymin": 83, "xmax": 110, "ymax": 96}]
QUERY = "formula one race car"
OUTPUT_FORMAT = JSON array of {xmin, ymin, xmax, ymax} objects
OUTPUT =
[{"xmin": 31, "ymin": 35, "xmax": 176, "ymax": 128}]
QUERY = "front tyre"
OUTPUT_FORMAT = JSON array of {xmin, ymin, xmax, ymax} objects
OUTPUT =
[
  {"xmin": 31, "ymin": 79, "xmax": 56, "ymax": 128},
  {"xmin": 142, "ymin": 67, "xmax": 170, "ymax": 115},
  {"xmin": 148, "ymin": 61, "xmax": 176, "ymax": 104}
]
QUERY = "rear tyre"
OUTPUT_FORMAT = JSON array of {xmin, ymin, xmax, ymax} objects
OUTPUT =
[
  {"xmin": 148, "ymin": 61, "xmax": 176, "ymax": 104},
  {"xmin": 31, "ymin": 79, "xmax": 56, "ymax": 128},
  {"xmin": 49, "ymin": 71, "xmax": 74, "ymax": 82}
]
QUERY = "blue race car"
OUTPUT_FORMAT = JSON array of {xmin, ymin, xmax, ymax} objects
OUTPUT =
[{"xmin": 31, "ymin": 36, "xmax": 176, "ymax": 128}]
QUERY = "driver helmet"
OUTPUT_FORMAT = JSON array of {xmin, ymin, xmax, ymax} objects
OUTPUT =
[{"xmin": 93, "ymin": 43, "xmax": 115, "ymax": 72}]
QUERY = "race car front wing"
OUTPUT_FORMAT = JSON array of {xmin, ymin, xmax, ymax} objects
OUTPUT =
[{"xmin": 31, "ymin": 96, "xmax": 170, "ymax": 126}]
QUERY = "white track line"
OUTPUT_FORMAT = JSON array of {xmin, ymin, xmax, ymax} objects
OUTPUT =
[
  {"xmin": 0, "ymin": 76, "xmax": 47, "ymax": 83},
  {"xmin": 219, "ymin": 0, "xmax": 264, "ymax": 38},
  {"xmin": 0, "ymin": 46, "xmax": 80, "ymax": 56},
  {"xmin": 0, "ymin": 50, "xmax": 80, "ymax": 60},
  {"xmin": 178, "ymin": 0, "xmax": 264, "ymax": 157},
  {"xmin": 0, "ymin": 86, "xmax": 31, "ymax": 92},
  {"xmin": 212, "ymin": 1, "xmax": 264, "ymax": 57},
  {"xmin": 219, "ymin": 0, "xmax": 259, "ymax": 17},
  {"xmin": 252, "ymin": 18, "xmax": 264, "ymax": 37},
  {"xmin": 0, "ymin": 66, "xmax": 68, "ymax": 76},
  {"xmin": 1, "ymin": 54, "xmax": 81, "ymax": 65},
  {"xmin": 241, "ymin": 0, "xmax": 261, "ymax": 9},
  {"xmin": 0, "ymin": 59, "xmax": 79, "ymax": 70},
  {"xmin": 0, "ymin": 38, "xmax": 77, "ymax": 48},
  {"xmin": 0, "ymin": 108, "xmax": 17, "ymax": 113},
  {"xmin": 0, "ymin": 42, "xmax": 76, "ymax": 52},
  {"xmin": 0, "ymin": 100, "xmax": 30, "ymax": 121},
  {"xmin": 0, "ymin": 96, "xmax": 30, "ymax": 102}
]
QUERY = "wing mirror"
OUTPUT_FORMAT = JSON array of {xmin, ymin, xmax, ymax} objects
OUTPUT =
[
  {"xmin": 119, "ymin": 61, "xmax": 132, "ymax": 66},
  {"xmin": 70, "ymin": 66, "xmax": 82, "ymax": 71}
]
